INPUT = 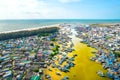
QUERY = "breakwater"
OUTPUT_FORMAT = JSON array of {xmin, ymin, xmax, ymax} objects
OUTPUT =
[{"xmin": 0, "ymin": 26, "xmax": 59, "ymax": 41}]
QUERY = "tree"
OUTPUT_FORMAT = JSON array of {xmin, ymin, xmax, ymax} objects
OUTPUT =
[
  {"xmin": 50, "ymin": 43, "xmax": 54, "ymax": 46},
  {"xmin": 0, "ymin": 27, "xmax": 59, "ymax": 41},
  {"xmin": 51, "ymin": 38, "xmax": 55, "ymax": 41},
  {"xmin": 33, "ymin": 68, "xmax": 39, "ymax": 73}
]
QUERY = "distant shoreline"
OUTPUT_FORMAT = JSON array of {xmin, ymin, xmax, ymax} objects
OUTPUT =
[
  {"xmin": 0, "ymin": 24, "xmax": 59, "ymax": 34},
  {"xmin": 0, "ymin": 23, "xmax": 120, "ymax": 34},
  {"xmin": 0, "ymin": 19, "xmax": 120, "ymax": 32},
  {"xmin": 0, "ymin": 24, "xmax": 59, "ymax": 41},
  {"xmin": 0, "ymin": 19, "xmax": 120, "ymax": 20}
]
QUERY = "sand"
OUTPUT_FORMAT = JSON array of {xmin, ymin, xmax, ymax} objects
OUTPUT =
[{"xmin": 0, "ymin": 24, "xmax": 59, "ymax": 34}]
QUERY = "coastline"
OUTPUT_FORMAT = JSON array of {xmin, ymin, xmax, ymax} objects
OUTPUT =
[
  {"xmin": 0, "ymin": 24, "xmax": 59, "ymax": 34},
  {"xmin": 0, "ymin": 23, "xmax": 119, "ymax": 80},
  {"xmin": 0, "ymin": 23, "xmax": 120, "ymax": 34},
  {"xmin": 1, "ymin": 19, "xmax": 120, "ymax": 33},
  {"xmin": 0, "ymin": 24, "xmax": 59, "ymax": 41}
]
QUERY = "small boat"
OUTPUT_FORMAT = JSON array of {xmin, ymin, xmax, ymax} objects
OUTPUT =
[
  {"xmin": 96, "ymin": 70, "xmax": 105, "ymax": 77},
  {"xmin": 48, "ymin": 68, "xmax": 52, "ymax": 71},
  {"xmin": 61, "ymin": 76, "xmax": 69, "ymax": 80},
  {"xmin": 90, "ymin": 57, "xmax": 96, "ymax": 61},
  {"xmin": 56, "ymin": 72, "xmax": 61, "ymax": 76},
  {"xmin": 45, "ymin": 74, "xmax": 51, "ymax": 79}
]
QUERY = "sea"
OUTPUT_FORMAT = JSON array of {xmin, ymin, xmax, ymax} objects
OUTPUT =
[{"xmin": 0, "ymin": 19, "xmax": 120, "ymax": 33}]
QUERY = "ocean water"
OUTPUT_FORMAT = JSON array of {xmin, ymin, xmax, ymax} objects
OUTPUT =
[{"xmin": 0, "ymin": 19, "xmax": 120, "ymax": 32}]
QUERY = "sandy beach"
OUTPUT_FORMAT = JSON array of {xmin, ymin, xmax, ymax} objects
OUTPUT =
[{"xmin": 0, "ymin": 24, "xmax": 59, "ymax": 34}]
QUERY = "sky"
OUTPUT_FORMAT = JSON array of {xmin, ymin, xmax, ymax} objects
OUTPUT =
[{"xmin": 0, "ymin": 0, "xmax": 120, "ymax": 19}]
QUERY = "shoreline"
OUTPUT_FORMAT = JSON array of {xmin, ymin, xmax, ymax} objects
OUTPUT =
[
  {"xmin": 0, "ymin": 24, "xmax": 59, "ymax": 41},
  {"xmin": 0, "ymin": 23, "xmax": 118, "ymax": 80},
  {"xmin": 0, "ymin": 23, "xmax": 120, "ymax": 34},
  {"xmin": 0, "ymin": 24, "xmax": 60, "ymax": 34},
  {"xmin": 1, "ymin": 23, "xmax": 120, "ymax": 34}
]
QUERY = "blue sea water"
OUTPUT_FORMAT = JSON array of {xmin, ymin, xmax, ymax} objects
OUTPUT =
[{"xmin": 0, "ymin": 19, "xmax": 120, "ymax": 32}]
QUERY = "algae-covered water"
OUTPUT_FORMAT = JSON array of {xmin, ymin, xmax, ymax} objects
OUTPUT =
[{"xmin": 44, "ymin": 31, "xmax": 111, "ymax": 80}]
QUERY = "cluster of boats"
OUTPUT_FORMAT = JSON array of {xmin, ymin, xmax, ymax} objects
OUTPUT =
[{"xmin": 75, "ymin": 24, "xmax": 120, "ymax": 80}]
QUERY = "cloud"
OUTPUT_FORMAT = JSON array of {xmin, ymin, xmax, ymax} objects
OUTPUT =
[
  {"xmin": 0, "ymin": 0, "xmax": 77, "ymax": 19},
  {"xmin": 58, "ymin": 0, "xmax": 81, "ymax": 3}
]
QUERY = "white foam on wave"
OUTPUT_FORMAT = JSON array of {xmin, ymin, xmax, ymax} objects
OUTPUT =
[{"xmin": 0, "ymin": 24, "xmax": 59, "ymax": 34}]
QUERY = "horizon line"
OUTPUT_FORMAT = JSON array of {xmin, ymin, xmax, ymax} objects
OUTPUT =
[{"xmin": 0, "ymin": 19, "xmax": 120, "ymax": 20}]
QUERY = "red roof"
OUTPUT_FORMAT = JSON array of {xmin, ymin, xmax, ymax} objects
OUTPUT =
[{"xmin": 37, "ymin": 54, "xmax": 42, "ymax": 57}]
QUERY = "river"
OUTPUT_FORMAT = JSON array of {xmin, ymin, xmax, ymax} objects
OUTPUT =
[{"xmin": 43, "ymin": 28, "xmax": 111, "ymax": 80}]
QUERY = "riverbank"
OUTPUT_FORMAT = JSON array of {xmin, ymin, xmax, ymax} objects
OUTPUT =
[
  {"xmin": 43, "ymin": 27, "xmax": 111, "ymax": 80},
  {"xmin": 0, "ymin": 23, "xmax": 119, "ymax": 80},
  {"xmin": 75, "ymin": 24, "xmax": 120, "ymax": 80}
]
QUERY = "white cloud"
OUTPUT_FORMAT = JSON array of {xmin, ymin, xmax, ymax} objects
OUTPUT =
[
  {"xmin": 58, "ymin": 0, "xmax": 81, "ymax": 3},
  {"xmin": 0, "ymin": 0, "xmax": 78, "ymax": 19}
]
